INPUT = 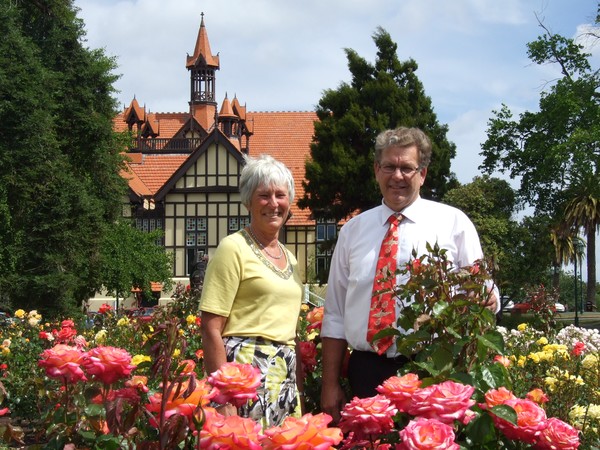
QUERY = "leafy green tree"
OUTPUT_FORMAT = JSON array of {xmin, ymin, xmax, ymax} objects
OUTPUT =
[
  {"xmin": 299, "ymin": 27, "xmax": 458, "ymax": 222},
  {"xmin": 0, "ymin": 0, "xmax": 126, "ymax": 316},
  {"xmin": 98, "ymin": 219, "xmax": 173, "ymax": 310},
  {"xmin": 480, "ymin": 14, "xmax": 599, "ymax": 308}
]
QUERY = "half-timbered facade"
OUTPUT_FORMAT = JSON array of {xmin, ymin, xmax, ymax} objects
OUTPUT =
[{"xmin": 92, "ymin": 15, "xmax": 328, "ymax": 308}]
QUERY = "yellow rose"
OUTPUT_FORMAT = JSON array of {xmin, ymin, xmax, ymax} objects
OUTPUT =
[
  {"xmin": 131, "ymin": 354, "xmax": 152, "ymax": 366},
  {"xmin": 1, "ymin": 348, "xmax": 9, "ymax": 356},
  {"xmin": 536, "ymin": 337, "xmax": 548, "ymax": 346},
  {"xmin": 117, "ymin": 317, "xmax": 130, "ymax": 327},
  {"xmin": 14, "ymin": 309, "xmax": 26, "ymax": 319},
  {"xmin": 173, "ymin": 349, "xmax": 181, "ymax": 358},
  {"xmin": 95, "ymin": 329, "xmax": 108, "ymax": 344},
  {"xmin": 517, "ymin": 323, "xmax": 528, "ymax": 332},
  {"xmin": 186, "ymin": 314, "xmax": 196, "ymax": 325}
]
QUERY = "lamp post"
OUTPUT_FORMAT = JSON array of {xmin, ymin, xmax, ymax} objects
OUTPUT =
[{"xmin": 574, "ymin": 256, "xmax": 579, "ymax": 326}]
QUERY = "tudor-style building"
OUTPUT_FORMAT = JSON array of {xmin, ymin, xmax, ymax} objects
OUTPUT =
[{"xmin": 93, "ymin": 15, "xmax": 334, "ymax": 308}]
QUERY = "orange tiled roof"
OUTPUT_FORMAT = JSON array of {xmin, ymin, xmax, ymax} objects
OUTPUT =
[
  {"xmin": 186, "ymin": 16, "xmax": 219, "ymax": 69},
  {"xmin": 246, "ymin": 111, "xmax": 317, "ymax": 226},
  {"xmin": 115, "ymin": 110, "xmax": 317, "ymax": 226},
  {"xmin": 127, "ymin": 153, "xmax": 190, "ymax": 194}
]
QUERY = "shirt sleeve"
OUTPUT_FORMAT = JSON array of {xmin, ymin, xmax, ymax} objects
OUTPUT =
[
  {"xmin": 321, "ymin": 224, "xmax": 350, "ymax": 340},
  {"xmin": 199, "ymin": 237, "xmax": 243, "ymax": 317}
]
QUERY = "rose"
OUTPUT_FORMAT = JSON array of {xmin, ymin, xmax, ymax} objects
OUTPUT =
[
  {"xmin": 490, "ymin": 398, "xmax": 547, "ymax": 444},
  {"xmin": 299, "ymin": 341, "xmax": 318, "ymax": 375},
  {"xmin": 339, "ymin": 395, "xmax": 397, "ymax": 440},
  {"xmin": 147, "ymin": 378, "xmax": 216, "ymax": 423},
  {"xmin": 98, "ymin": 303, "xmax": 112, "ymax": 314},
  {"xmin": 407, "ymin": 380, "xmax": 475, "ymax": 425},
  {"xmin": 38, "ymin": 344, "xmax": 87, "ymax": 383},
  {"xmin": 398, "ymin": 417, "xmax": 459, "ymax": 450},
  {"xmin": 82, "ymin": 346, "xmax": 135, "ymax": 385},
  {"xmin": 199, "ymin": 407, "xmax": 263, "ymax": 449},
  {"xmin": 376, "ymin": 373, "xmax": 421, "ymax": 412},
  {"xmin": 178, "ymin": 359, "xmax": 196, "ymax": 374},
  {"xmin": 56, "ymin": 326, "xmax": 77, "ymax": 343},
  {"xmin": 482, "ymin": 387, "xmax": 517, "ymax": 408},
  {"xmin": 571, "ymin": 342, "xmax": 586, "ymax": 357},
  {"xmin": 261, "ymin": 413, "xmax": 343, "ymax": 450},
  {"xmin": 534, "ymin": 417, "xmax": 580, "ymax": 450},
  {"xmin": 208, "ymin": 361, "xmax": 261, "ymax": 408},
  {"xmin": 494, "ymin": 355, "xmax": 511, "ymax": 367},
  {"xmin": 526, "ymin": 388, "xmax": 549, "ymax": 405},
  {"xmin": 306, "ymin": 306, "xmax": 324, "ymax": 331}
]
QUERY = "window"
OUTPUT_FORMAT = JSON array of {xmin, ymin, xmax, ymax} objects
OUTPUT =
[{"xmin": 315, "ymin": 219, "xmax": 338, "ymax": 278}]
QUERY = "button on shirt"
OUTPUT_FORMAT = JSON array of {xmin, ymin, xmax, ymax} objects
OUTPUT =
[{"xmin": 321, "ymin": 196, "xmax": 496, "ymax": 357}]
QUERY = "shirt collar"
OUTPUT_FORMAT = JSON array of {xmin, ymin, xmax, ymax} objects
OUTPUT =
[{"xmin": 379, "ymin": 196, "xmax": 422, "ymax": 224}]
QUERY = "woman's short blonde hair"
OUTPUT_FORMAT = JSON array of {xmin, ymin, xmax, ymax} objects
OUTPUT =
[{"xmin": 239, "ymin": 154, "xmax": 295, "ymax": 208}]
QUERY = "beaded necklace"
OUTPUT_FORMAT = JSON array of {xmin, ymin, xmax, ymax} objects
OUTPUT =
[{"xmin": 248, "ymin": 226, "xmax": 284, "ymax": 260}]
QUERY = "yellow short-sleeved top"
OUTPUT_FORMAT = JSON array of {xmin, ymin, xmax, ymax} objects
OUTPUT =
[{"xmin": 199, "ymin": 229, "xmax": 303, "ymax": 345}]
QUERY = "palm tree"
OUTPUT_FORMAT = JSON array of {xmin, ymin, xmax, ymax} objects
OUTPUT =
[{"xmin": 563, "ymin": 172, "xmax": 600, "ymax": 310}]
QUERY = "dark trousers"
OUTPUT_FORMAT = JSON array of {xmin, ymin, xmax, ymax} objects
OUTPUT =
[{"xmin": 347, "ymin": 350, "xmax": 410, "ymax": 398}]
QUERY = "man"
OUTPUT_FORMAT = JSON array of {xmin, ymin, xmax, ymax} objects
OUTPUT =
[{"xmin": 320, "ymin": 127, "xmax": 498, "ymax": 423}]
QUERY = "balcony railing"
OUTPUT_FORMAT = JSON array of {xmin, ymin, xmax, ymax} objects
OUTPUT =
[{"xmin": 129, "ymin": 137, "xmax": 205, "ymax": 153}]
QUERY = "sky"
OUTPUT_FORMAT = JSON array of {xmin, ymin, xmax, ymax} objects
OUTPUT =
[{"xmin": 73, "ymin": 0, "xmax": 599, "ymax": 281}]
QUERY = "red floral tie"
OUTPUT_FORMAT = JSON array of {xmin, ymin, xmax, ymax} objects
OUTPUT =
[{"xmin": 367, "ymin": 213, "xmax": 401, "ymax": 354}]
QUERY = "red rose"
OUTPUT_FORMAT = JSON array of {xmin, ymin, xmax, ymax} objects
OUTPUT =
[
  {"xmin": 299, "ymin": 341, "xmax": 318, "ymax": 376},
  {"xmin": 571, "ymin": 342, "xmax": 586, "ymax": 357},
  {"xmin": 98, "ymin": 303, "xmax": 112, "ymax": 314}
]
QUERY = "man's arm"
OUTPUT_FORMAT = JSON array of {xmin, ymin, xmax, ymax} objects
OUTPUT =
[{"xmin": 320, "ymin": 337, "xmax": 348, "ymax": 424}]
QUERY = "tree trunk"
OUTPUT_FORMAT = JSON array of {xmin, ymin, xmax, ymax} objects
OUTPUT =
[{"xmin": 586, "ymin": 228, "xmax": 597, "ymax": 310}]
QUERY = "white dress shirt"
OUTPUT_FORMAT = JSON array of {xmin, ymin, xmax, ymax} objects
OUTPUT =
[{"xmin": 321, "ymin": 196, "xmax": 498, "ymax": 356}]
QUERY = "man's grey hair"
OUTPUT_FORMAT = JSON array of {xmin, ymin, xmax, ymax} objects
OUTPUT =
[{"xmin": 374, "ymin": 127, "xmax": 432, "ymax": 168}]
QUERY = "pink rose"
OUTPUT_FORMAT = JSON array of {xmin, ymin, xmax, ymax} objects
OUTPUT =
[
  {"xmin": 494, "ymin": 355, "xmax": 511, "ymax": 367},
  {"xmin": 398, "ymin": 417, "xmax": 459, "ymax": 450},
  {"xmin": 408, "ymin": 380, "xmax": 475, "ymax": 424},
  {"xmin": 208, "ymin": 362, "xmax": 261, "ymax": 408},
  {"xmin": 376, "ymin": 373, "xmax": 422, "ymax": 412},
  {"xmin": 339, "ymin": 395, "xmax": 397, "ymax": 440},
  {"xmin": 491, "ymin": 398, "xmax": 547, "ymax": 444},
  {"xmin": 38, "ymin": 344, "xmax": 87, "ymax": 383},
  {"xmin": 200, "ymin": 407, "xmax": 263, "ymax": 449},
  {"xmin": 82, "ymin": 346, "xmax": 135, "ymax": 385},
  {"xmin": 261, "ymin": 413, "xmax": 343, "ymax": 449},
  {"xmin": 534, "ymin": 417, "xmax": 580, "ymax": 450}
]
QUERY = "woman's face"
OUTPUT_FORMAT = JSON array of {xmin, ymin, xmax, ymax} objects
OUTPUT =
[{"xmin": 249, "ymin": 183, "xmax": 290, "ymax": 231}]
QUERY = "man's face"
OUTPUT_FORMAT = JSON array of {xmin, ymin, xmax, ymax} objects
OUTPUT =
[{"xmin": 374, "ymin": 144, "xmax": 427, "ymax": 212}]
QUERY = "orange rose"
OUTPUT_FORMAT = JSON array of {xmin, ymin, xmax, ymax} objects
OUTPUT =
[
  {"xmin": 490, "ymin": 398, "xmax": 547, "ymax": 444},
  {"xmin": 147, "ymin": 378, "xmax": 216, "ymax": 423},
  {"xmin": 208, "ymin": 362, "xmax": 261, "ymax": 408},
  {"xmin": 339, "ymin": 395, "xmax": 397, "ymax": 439},
  {"xmin": 526, "ymin": 388, "xmax": 549, "ymax": 405},
  {"xmin": 261, "ymin": 413, "xmax": 343, "ymax": 449},
  {"xmin": 493, "ymin": 355, "xmax": 511, "ymax": 367},
  {"xmin": 483, "ymin": 387, "xmax": 516, "ymax": 408},
  {"xmin": 200, "ymin": 407, "xmax": 263, "ymax": 449},
  {"xmin": 535, "ymin": 417, "xmax": 580, "ymax": 450},
  {"xmin": 306, "ymin": 306, "xmax": 324, "ymax": 331},
  {"xmin": 377, "ymin": 373, "xmax": 422, "ymax": 413}
]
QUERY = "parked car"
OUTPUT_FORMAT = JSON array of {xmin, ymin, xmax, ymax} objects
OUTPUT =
[
  {"xmin": 127, "ymin": 307, "xmax": 156, "ymax": 323},
  {"xmin": 507, "ymin": 301, "xmax": 566, "ymax": 313}
]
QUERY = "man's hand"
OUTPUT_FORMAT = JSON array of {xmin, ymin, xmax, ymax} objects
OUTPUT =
[{"xmin": 320, "ymin": 382, "xmax": 346, "ymax": 424}]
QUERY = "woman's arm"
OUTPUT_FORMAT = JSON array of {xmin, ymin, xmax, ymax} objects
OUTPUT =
[{"xmin": 200, "ymin": 311, "xmax": 237, "ymax": 416}]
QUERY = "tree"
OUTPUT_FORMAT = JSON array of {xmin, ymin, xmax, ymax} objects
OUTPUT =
[
  {"xmin": 480, "ymin": 12, "xmax": 600, "ymax": 308},
  {"xmin": 98, "ymin": 219, "xmax": 173, "ymax": 310},
  {"xmin": 0, "ymin": 0, "xmax": 126, "ymax": 315},
  {"xmin": 299, "ymin": 27, "xmax": 458, "ymax": 222}
]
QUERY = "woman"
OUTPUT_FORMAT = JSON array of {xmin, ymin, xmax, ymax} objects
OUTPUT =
[{"xmin": 199, "ymin": 154, "xmax": 305, "ymax": 428}]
